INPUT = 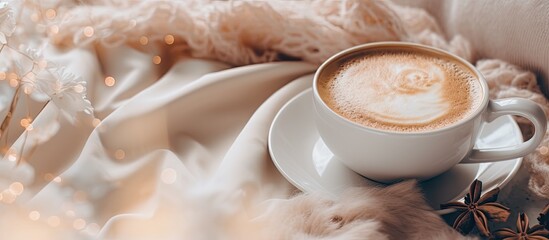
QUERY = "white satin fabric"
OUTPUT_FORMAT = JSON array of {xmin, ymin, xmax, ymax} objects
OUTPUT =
[{"xmin": 3, "ymin": 45, "xmax": 319, "ymax": 239}]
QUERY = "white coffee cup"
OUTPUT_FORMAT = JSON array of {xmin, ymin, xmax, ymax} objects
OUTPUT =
[{"xmin": 313, "ymin": 42, "xmax": 547, "ymax": 183}]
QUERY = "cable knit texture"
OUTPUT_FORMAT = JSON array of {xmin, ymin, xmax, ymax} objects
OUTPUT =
[{"xmin": 46, "ymin": 0, "xmax": 549, "ymax": 239}]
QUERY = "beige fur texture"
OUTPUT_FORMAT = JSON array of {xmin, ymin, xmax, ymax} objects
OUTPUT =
[{"xmin": 255, "ymin": 181, "xmax": 476, "ymax": 239}]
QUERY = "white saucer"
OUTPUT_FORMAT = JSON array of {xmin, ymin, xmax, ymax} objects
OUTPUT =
[{"xmin": 268, "ymin": 89, "xmax": 522, "ymax": 211}]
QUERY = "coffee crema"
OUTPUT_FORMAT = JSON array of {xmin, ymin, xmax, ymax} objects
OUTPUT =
[{"xmin": 318, "ymin": 49, "xmax": 482, "ymax": 132}]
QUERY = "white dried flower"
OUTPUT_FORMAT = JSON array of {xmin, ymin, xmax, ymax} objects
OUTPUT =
[
  {"xmin": 32, "ymin": 67, "xmax": 93, "ymax": 123},
  {"xmin": 49, "ymin": 67, "xmax": 92, "ymax": 119},
  {"xmin": 0, "ymin": 2, "xmax": 15, "ymax": 44}
]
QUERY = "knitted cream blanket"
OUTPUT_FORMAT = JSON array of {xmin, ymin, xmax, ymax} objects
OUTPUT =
[{"xmin": 31, "ymin": 0, "xmax": 549, "ymax": 239}]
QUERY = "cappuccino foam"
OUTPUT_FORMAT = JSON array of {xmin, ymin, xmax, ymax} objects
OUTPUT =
[{"xmin": 318, "ymin": 50, "xmax": 482, "ymax": 132}]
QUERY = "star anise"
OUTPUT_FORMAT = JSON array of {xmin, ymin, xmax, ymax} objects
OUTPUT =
[
  {"xmin": 493, "ymin": 213, "xmax": 549, "ymax": 240},
  {"xmin": 440, "ymin": 179, "xmax": 511, "ymax": 236},
  {"xmin": 538, "ymin": 203, "xmax": 549, "ymax": 230}
]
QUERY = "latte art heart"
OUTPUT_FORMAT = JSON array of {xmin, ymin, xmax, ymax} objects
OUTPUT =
[{"xmin": 318, "ymin": 50, "xmax": 482, "ymax": 132}]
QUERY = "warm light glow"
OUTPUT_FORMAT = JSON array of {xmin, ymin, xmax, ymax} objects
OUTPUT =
[
  {"xmin": 139, "ymin": 36, "xmax": 148, "ymax": 45},
  {"xmin": 49, "ymin": 25, "xmax": 59, "ymax": 35},
  {"xmin": 73, "ymin": 84, "xmax": 85, "ymax": 93},
  {"xmin": 23, "ymin": 85, "xmax": 34, "ymax": 94},
  {"xmin": 1, "ymin": 190, "xmax": 16, "ymax": 204},
  {"xmin": 45, "ymin": 9, "xmax": 56, "ymax": 20},
  {"xmin": 9, "ymin": 78, "xmax": 18, "ymax": 87},
  {"xmin": 83, "ymin": 26, "xmax": 94, "ymax": 37},
  {"xmin": 29, "ymin": 211, "xmax": 41, "ymax": 221},
  {"xmin": 104, "ymin": 76, "xmax": 115, "ymax": 87},
  {"xmin": 7, "ymin": 153, "xmax": 17, "ymax": 162},
  {"xmin": 53, "ymin": 176, "xmax": 62, "ymax": 183},
  {"xmin": 161, "ymin": 168, "xmax": 177, "ymax": 184},
  {"xmin": 20, "ymin": 116, "xmax": 34, "ymax": 130},
  {"xmin": 164, "ymin": 34, "xmax": 175, "ymax": 45},
  {"xmin": 47, "ymin": 216, "xmax": 61, "ymax": 227},
  {"xmin": 541, "ymin": 146, "xmax": 549, "ymax": 155},
  {"xmin": 8, "ymin": 72, "xmax": 18, "ymax": 81},
  {"xmin": 20, "ymin": 118, "xmax": 32, "ymax": 128},
  {"xmin": 92, "ymin": 118, "xmax": 101, "ymax": 127},
  {"xmin": 114, "ymin": 149, "xmax": 125, "ymax": 160},
  {"xmin": 73, "ymin": 218, "xmax": 86, "ymax": 230},
  {"xmin": 0, "ymin": 72, "xmax": 5, "ymax": 80},
  {"xmin": 152, "ymin": 55, "xmax": 162, "ymax": 65},
  {"xmin": 9, "ymin": 182, "xmax": 24, "ymax": 195}
]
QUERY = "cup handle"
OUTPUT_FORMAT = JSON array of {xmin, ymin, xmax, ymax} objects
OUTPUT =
[{"xmin": 461, "ymin": 98, "xmax": 547, "ymax": 163}]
